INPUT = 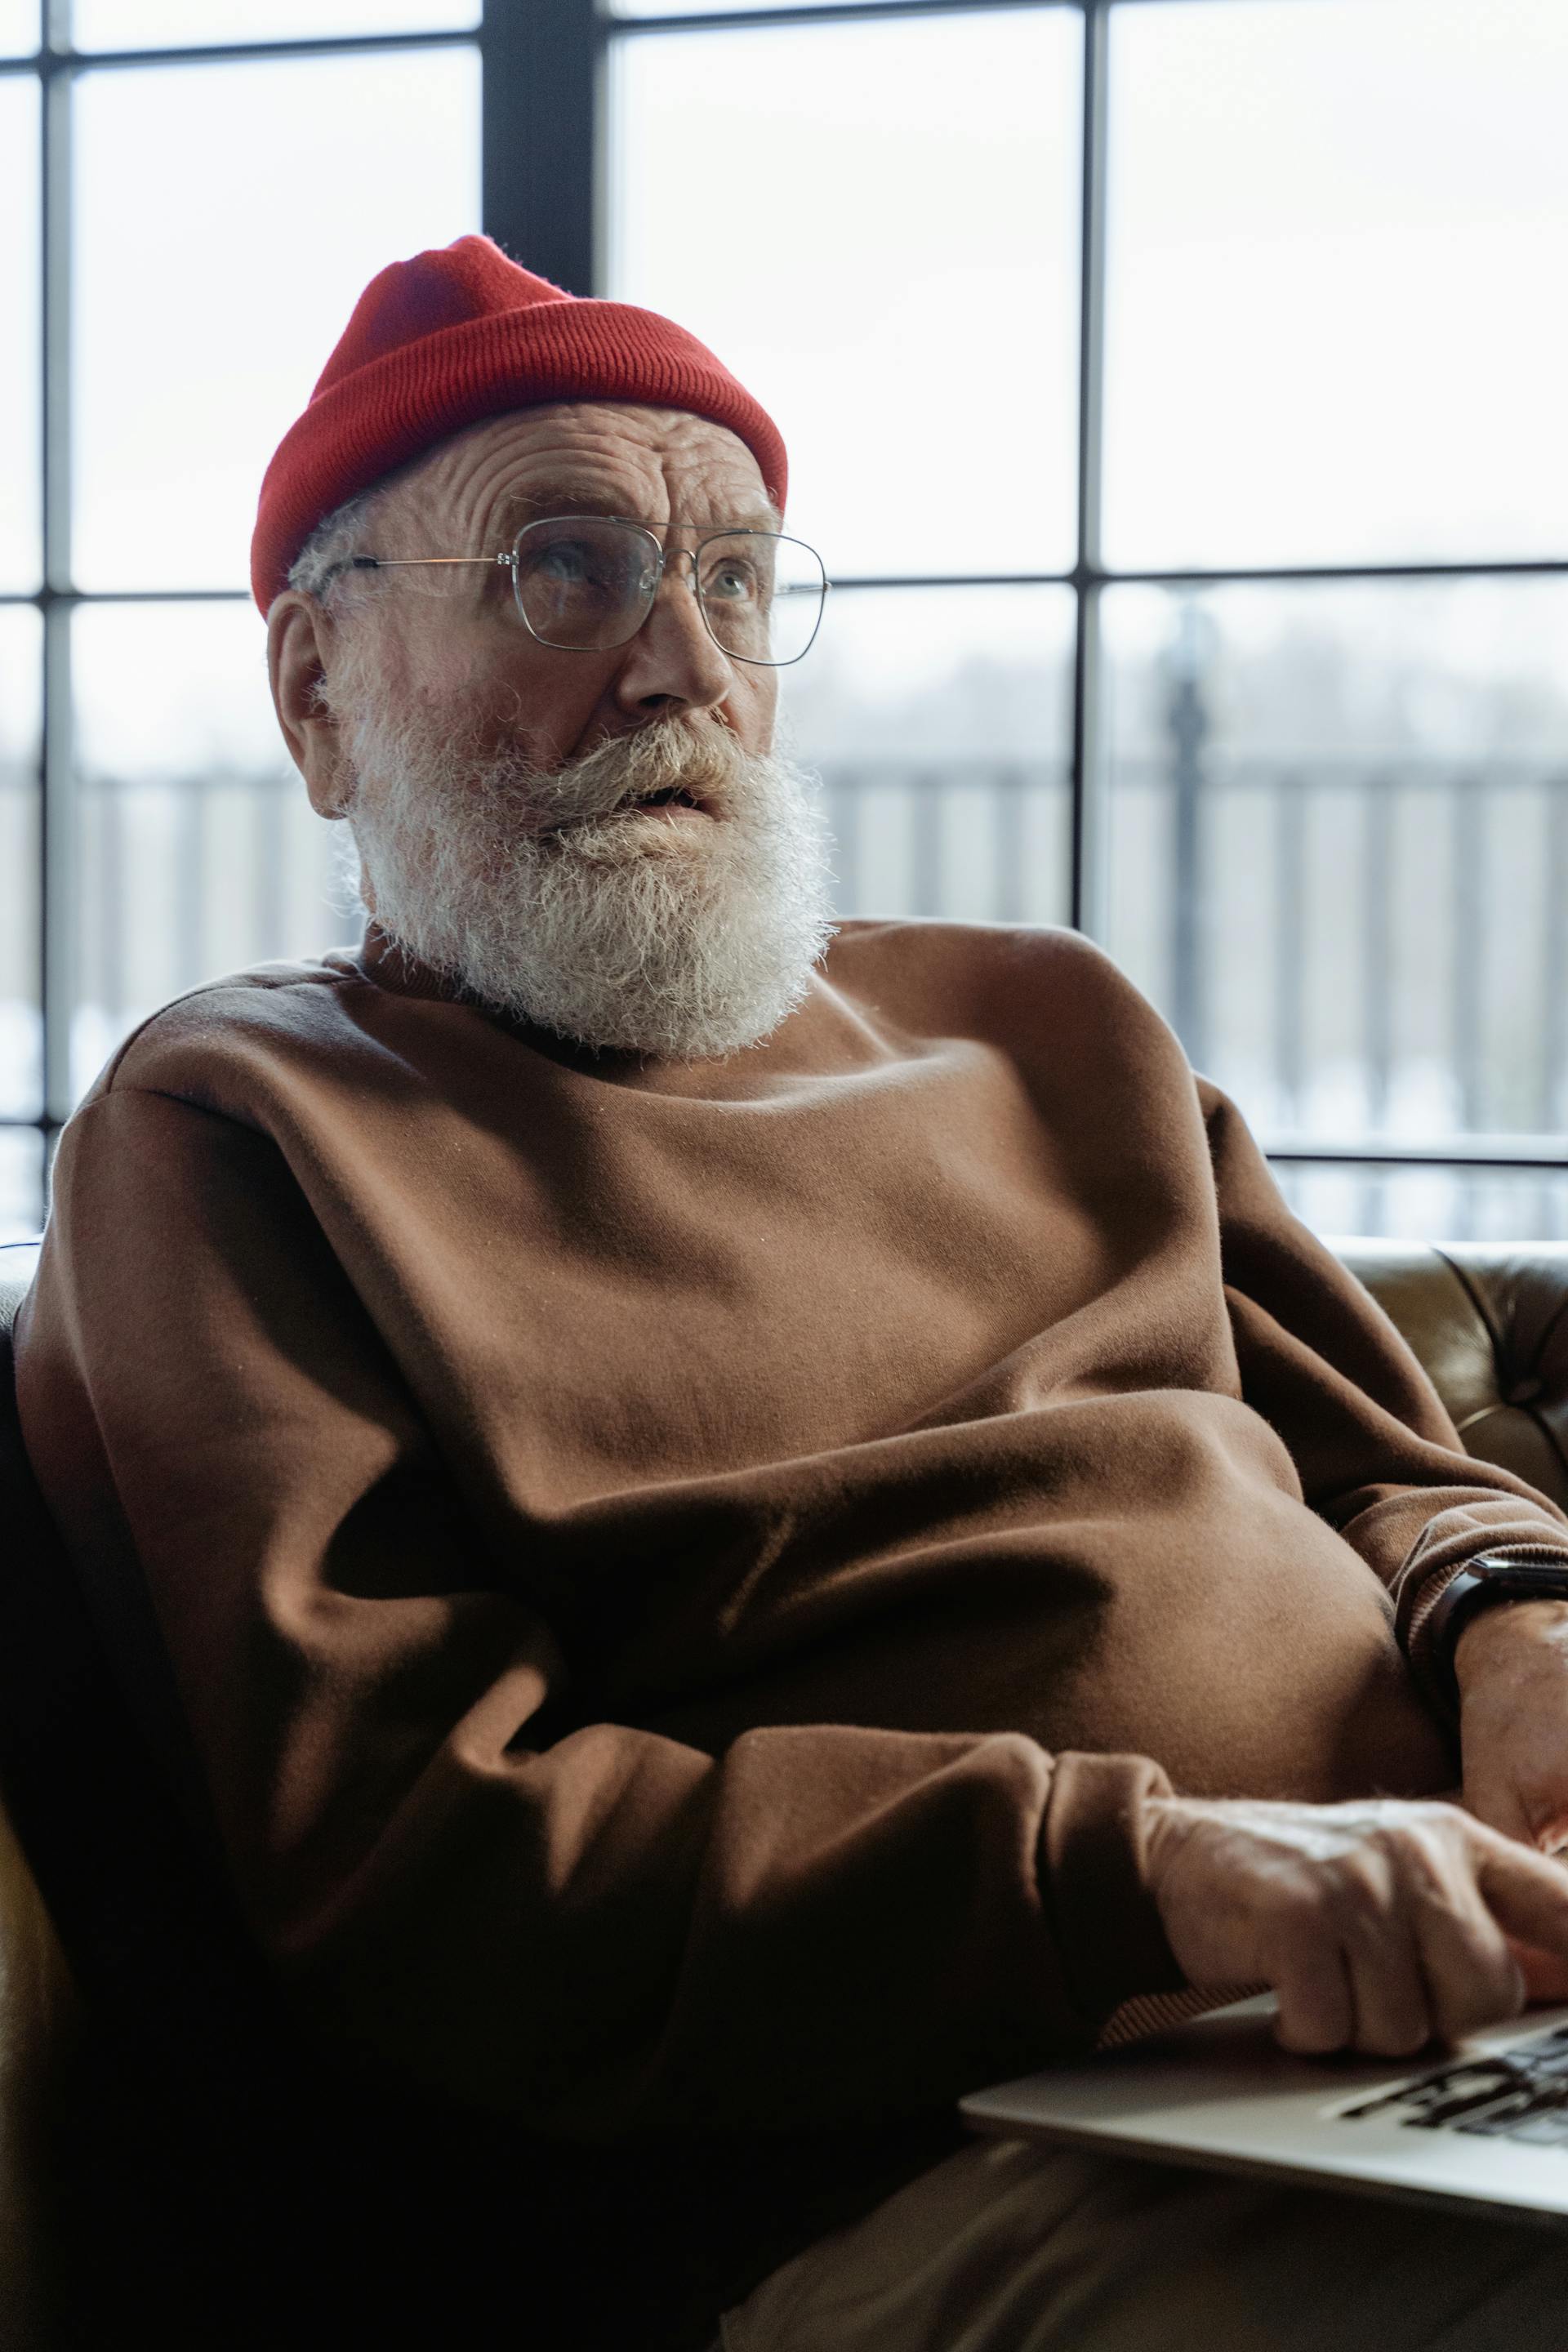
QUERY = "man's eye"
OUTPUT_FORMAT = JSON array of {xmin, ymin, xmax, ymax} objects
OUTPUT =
[
  {"xmin": 533, "ymin": 541, "xmax": 595, "ymax": 584},
  {"xmin": 706, "ymin": 561, "xmax": 759, "ymax": 601}
]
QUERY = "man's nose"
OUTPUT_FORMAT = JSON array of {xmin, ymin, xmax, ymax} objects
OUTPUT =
[{"xmin": 612, "ymin": 550, "xmax": 734, "ymax": 715}]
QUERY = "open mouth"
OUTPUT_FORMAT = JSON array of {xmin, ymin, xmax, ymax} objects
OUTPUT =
[{"xmin": 626, "ymin": 786, "xmax": 710, "ymax": 817}]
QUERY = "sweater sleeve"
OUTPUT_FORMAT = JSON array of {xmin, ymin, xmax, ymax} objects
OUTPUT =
[
  {"xmin": 1203, "ymin": 1080, "xmax": 1568, "ymax": 1718},
  {"xmin": 16, "ymin": 1083, "xmax": 1183, "ymax": 2137}
]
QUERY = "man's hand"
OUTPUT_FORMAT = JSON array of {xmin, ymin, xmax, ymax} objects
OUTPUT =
[
  {"xmin": 1455, "ymin": 1597, "xmax": 1568, "ymax": 2002},
  {"xmin": 1143, "ymin": 1793, "xmax": 1568, "ymax": 2056},
  {"xmin": 1458, "ymin": 1597, "xmax": 1568, "ymax": 1851}
]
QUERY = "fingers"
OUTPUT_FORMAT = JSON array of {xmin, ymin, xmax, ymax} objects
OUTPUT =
[
  {"xmin": 1508, "ymin": 1936, "xmax": 1568, "ymax": 2005},
  {"xmin": 1347, "ymin": 1917, "xmax": 1437, "ymax": 2056},
  {"xmin": 1321, "ymin": 1841, "xmax": 1435, "ymax": 2055},
  {"xmin": 1148, "ymin": 1797, "xmax": 1568, "ymax": 2065},
  {"xmin": 1269, "ymin": 1814, "xmax": 1538, "ymax": 2056},
  {"xmin": 1365, "ymin": 1814, "xmax": 1557, "ymax": 2046},
  {"xmin": 1472, "ymin": 1824, "xmax": 1568, "ymax": 1964},
  {"xmin": 1265, "ymin": 1861, "xmax": 1432, "ymax": 2057},
  {"xmin": 1409, "ymin": 1869, "xmax": 1526, "ymax": 2042},
  {"xmin": 1272, "ymin": 1941, "xmax": 1354, "ymax": 2056}
]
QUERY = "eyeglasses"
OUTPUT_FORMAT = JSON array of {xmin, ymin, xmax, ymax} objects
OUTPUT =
[{"xmin": 323, "ymin": 514, "xmax": 831, "ymax": 668}]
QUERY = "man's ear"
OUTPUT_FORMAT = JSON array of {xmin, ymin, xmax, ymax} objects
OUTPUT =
[{"xmin": 268, "ymin": 590, "xmax": 352, "ymax": 817}]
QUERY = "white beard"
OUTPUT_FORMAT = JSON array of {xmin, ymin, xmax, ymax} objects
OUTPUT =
[{"xmin": 339, "ymin": 694, "xmax": 837, "ymax": 1061}]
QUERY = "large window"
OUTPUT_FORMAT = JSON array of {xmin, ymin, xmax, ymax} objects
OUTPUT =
[
  {"xmin": 6, "ymin": 0, "xmax": 1566, "ymax": 1244},
  {"xmin": 0, "ymin": 2, "xmax": 482, "ymax": 1239},
  {"xmin": 610, "ymin": 0, "xmax": 1568, "ymax": 1241}
]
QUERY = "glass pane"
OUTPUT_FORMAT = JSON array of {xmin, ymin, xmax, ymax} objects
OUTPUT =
[
  {"xmin": 1105, "ymin": 0, "xmax": 1568, "ymax": 568},
  {"xmin": 74, "ymin": 44, "xmax": 480, "ymax": 593},
  {"xmin": 70, "ymin": 601, "xmax": 355, "ymax": 1102},
  {"xmin": 1102, "ymin": 577, "xmax": 1568, "ymax": 1152},
  {"xmin": 610, "ymin": 10, "xmax": 1081, "ymax": 579},
  {"xmin": 0, "ymin": 1129, "xmax": 43, "ymax": 1245},
  {"xmin": 0, "ymin": 77, "xmax": 39, "ymax": 591},
  {"xmin": 782, "ymin": 584, "xmax": 1074, "ymax": 926},
  {"xmin": 0, "ymin": 607, "xmax": 41, "ymax": 1119},
  {"xmin": 74, "ymin": 0, "xmax": 478, "ymax": 47},
  {"xmin": 1283, "ymin": 1166, "xmax": 1568, "ymax": 1249},
  {"xmin": 0, "ymin": 1, "xmax": 34, "ymax": 56}
]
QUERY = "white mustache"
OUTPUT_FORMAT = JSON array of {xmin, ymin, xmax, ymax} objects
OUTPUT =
[{"xmin": 503, "ymin": 717, "xmax": 746, "ymax": 836}]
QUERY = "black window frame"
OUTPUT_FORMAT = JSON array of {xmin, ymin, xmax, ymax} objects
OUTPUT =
[{"xmin": 5, "ymin": 0, "xmax": 1566, "ymax": 1224}]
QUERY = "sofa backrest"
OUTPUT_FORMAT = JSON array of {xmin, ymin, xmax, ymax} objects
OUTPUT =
[
  {"xmin": 1336, "ymin": 1239, "xmax": 1568, "ymax": 1512},
  {"xmin": 0, "ymin": 1242, "xmax": 38, "ymax": 1334}
]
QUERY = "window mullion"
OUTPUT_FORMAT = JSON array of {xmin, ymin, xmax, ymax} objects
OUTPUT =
[
  {"xmin": 40, "ymin": 7, "xmax": 74, "ymax": 1134},
  {"xmin": 482, "ymin": 0, "xmax": 600, "ymax": 296},
  {"xmin": 1069, "ymin": 0, "xmax": 1108, "ymax": 938}
]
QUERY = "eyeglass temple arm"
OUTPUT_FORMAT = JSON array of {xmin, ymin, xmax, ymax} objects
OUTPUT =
[{"xmin": 340, "ymin": 554, "xmax": 514, "ymax": 574}]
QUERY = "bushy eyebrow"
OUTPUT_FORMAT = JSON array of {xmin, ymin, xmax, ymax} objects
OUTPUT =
[{"xmin": 492, "ymin": 483, "xmax": 783, "ymax": 537}]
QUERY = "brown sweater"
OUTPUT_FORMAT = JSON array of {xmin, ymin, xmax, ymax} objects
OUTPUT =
[{"xmin": 16, "ymin": 918, "xmax": 1568, "ymax": 2328}]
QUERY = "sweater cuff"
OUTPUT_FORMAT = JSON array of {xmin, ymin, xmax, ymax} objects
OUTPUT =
[{"xmin": 1038, "ymin": 1751, "xmax": 1185, "ymax": 2038}]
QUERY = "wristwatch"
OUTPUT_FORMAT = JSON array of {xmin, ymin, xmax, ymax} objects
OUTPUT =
[{"xmin": 1425, "ymin": 1548, "xmax": 1568, "ymax": 1712}]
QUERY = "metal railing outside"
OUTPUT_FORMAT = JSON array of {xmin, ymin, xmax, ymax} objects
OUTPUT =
[{"xmin": 0, "ymin": 752, "xmax": 1562, "ymax": 1192}]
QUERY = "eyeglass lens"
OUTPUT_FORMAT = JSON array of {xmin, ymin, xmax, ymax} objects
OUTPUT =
[{"xmin": 511, "ymin": 518, "xmax": 825, "ymax": 666}]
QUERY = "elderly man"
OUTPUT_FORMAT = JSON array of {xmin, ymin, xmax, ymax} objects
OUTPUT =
[{"xmin": 18, "ymin": 236, "xmax": 1568, "ymax": 2351}]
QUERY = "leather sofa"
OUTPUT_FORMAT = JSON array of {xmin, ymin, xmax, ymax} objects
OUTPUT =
[{"xmin": 1, "ymin": 1231, "xmax": 1566, "ymax": 2341}]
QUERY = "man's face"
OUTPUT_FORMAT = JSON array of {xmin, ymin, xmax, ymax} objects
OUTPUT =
[
  {"xmin": 269, "ymin": 403, "xmax": 834, "ymax": 1062},
  {"xmin": 343, "ymin": 399, "xmax": 783, "ymax": 775}
]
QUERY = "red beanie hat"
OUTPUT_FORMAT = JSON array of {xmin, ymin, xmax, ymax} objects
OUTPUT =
[{"xmin": 251, "ymin": 234, "xmax": 788, "ymax": 612}]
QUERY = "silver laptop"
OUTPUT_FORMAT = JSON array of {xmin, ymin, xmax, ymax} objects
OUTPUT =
[{"xmin": 962, "ymin": 1996, "xmax": 1568, "ymax": 2229}]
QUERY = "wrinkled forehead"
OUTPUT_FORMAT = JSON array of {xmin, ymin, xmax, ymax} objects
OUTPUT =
[{"xmin": 405, "ymin": 403, "xmax": 780, "ymax": 543}]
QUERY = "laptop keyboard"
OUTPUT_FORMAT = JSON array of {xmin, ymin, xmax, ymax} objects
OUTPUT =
[{"xmin": 1339, "ymin": 2024, "xmax": 1568, "ymax": 2148}]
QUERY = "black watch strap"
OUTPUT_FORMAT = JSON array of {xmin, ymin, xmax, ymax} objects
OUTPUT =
[{"xmin": 1425, "ymin": 1548, "xmax": 1568, "ymax": 1713}]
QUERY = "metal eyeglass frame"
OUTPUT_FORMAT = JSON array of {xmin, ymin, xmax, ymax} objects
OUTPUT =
[{"xmin": 321, "ymin": 515, "xmax": 831, "ymax": 669}]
